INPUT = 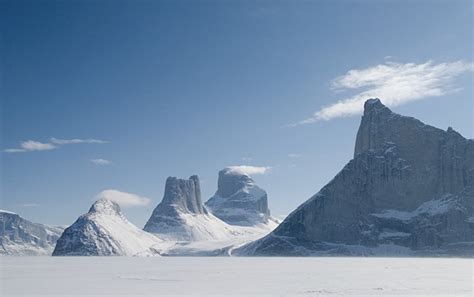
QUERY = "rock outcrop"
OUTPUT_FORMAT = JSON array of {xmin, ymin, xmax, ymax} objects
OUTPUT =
[
  {"xmin": 241, "ymin": 99, "xmax": 474, "ymax": 256},
  {"xmin": 53, "ymin": 199, "xmax": 161, "ymax": 256},
  {"xmin": 206, "ymin": 168, "xmax": 273, "ymax": 226},
  {"xmin": 144, "ymin": 175, "xmax": 235, "ymax": 241},
  {"xmin": 0, "ymin": 210, "xmax": 64, "ymax": 255}
]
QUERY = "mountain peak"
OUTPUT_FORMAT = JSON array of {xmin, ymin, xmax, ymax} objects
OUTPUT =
[
  {"xmin": 159, "ymin": 175, "xmax": 205, "ymax": 214},
  {"xmin": 54, "ymin": 198, "xmax": 159, "ymax": 256},
  {"xmin": 206, "ymin": 167, "xmax": 273, "ymax": 226},
  {"xmin": 363, "ymin": 98, "xmax": 392, "ymax": 116},
  {"xmin": 88, "ymin": 198, "xmax": 122, "ymax": 216},
  {"xmin": 216, "ymin": 168, "xmax": 255, "ymax": 198}
]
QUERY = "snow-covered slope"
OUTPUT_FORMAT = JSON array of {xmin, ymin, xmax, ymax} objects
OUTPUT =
[
  {"xmin": 206, "ymin": 168, "xmax": 278, "ymax": 226},
  {"xmin": 53, "ymin": 199, "xmax": 161, "ymax": 256},
  {"xmin": 0, "ymin": 210, "xmax": 64, "ymax": 256}
]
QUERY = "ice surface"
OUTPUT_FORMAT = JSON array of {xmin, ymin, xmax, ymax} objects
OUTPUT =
[{"xmin": 0, "ymin": 257, "xmax": 472, "ymax": 296}]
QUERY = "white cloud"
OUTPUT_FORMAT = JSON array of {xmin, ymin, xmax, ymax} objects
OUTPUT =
[
  {"xmin": 21, "ymin": 140, "xmax": 57, "ymax": 151},
  {"xmin": 241, "ymin": 156, "xmax": 253, "ymax": 161},
  {"xmin": 50, "ymin": 138, "xmax": 108, "ymax": 145},
  {"xmin": 21, "ymin": 203, "xmax": 40, "ymax": 207},
  {"xmin": 227, "ymin": 165, "xmax": 271, "ymax": 175},
  {"xmin": 3, "ymin": 141, "xmax": 57, "ymax": 153},
  {"xmin": 4, "ymin": 137, "xmax": 107, "ymax": 153},
  {"xmin": 299, "ymin": 60, "xmax": 473, "ymax": 123},
  {"xmin": 95, "ymin": 189, "xmax": 151, "ymax": 207},
  {"xmin": 288, "ymin": 153, "xmax": 302, "ymax": 158},
  {"xmin": 90, "ymin": 158, "xmax": 112, "ymax": 165}
]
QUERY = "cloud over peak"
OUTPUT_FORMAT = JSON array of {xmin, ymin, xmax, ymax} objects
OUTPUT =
[
  {"xmin": 95, "ymin": 189, "xmax": 151, "ymax": 207},
  {"xmin": 299, "ymin": 60, "xmax": 473, "ymax": 123},
  {"xmin": 226, "ymin": 165, "xmax": 271, "ymax": 175}
]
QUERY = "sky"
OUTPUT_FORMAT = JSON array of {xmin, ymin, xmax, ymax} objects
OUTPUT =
[{"xmin": 1, "ymin": 0, "xmax": 473, "ymax": 227}]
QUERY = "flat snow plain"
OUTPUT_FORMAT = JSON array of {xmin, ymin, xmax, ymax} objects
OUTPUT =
[{"xmin": 1, "ymin": 257, "xmax": 472, "ymax": 296}]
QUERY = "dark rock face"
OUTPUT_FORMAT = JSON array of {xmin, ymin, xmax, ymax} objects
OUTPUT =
[
  {"xmin": 143, "ymin": 175, "xmax": 207, "ymax": 232},
  {"xmin": 206, "ymin": 168, "xmax": 271, "ymax": 226},
  {"xmin": 0, "ymin": 210, "xmax": 64, "ymax": 255},
  {"xmin": 143, "ymin": 175, "xmax": 210, "ymax": 236},
  {"xmin": 154, "ymin": 175, "xmax": 206, "ymax": 216},
  {"xmin": 245, "ymin": 99, "xmax": 474, "ymax": 256}
]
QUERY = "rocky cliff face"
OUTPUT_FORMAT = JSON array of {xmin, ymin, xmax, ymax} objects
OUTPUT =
[
  {"xmin": 53, "ymin": 199, "xmax": 161, "ymax": 256},
  {"xmin": 0, "ymin": 210, "xmax": 64, "ymax": 255},
  {"xmin": 206, "ymin": 168, "xmax": 273, "ymax": 226},
  {"xmin": 144, "ymin": 175, "xmax": 235, "ymax": 241},
  {"xmin": 241, "ymin": 99, "xmax": 474, "ymax": 256}
]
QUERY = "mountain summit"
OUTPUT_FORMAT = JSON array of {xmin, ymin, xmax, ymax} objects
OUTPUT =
[
  {"xmin": 206, "ymin": 168, "xmax": 274, "ymax": 226},
  {"xmin": 144, "ymin": 175, "xmax": 235, "ymax": 241},
  {"xmin": 53, "ymin": 199, "xmax": 161, "ymax": 256},
  {"xmin": 240, "ymin": 99, "xmax": 474, "ymax": 256}
]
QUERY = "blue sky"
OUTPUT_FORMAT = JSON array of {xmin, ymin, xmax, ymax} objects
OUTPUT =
[{"xmin": 1, "ymin": 0, "xmax": 473, "ymax": 227}]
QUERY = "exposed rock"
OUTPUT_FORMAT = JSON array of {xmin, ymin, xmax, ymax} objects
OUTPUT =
[
  {"xmin": 206, "ymin": 168, "xmax": 274, "ymax": 226},
  {"xmin": 53, "ymin": 199, "xmax": 161, "ymax": 256},
  {"xmin": 0, "ymin": 210, "xmax": 64, "ymax": 256},
  {"xmin": 241, "ymin": 99, "xmax": 474, "ymax": 256},
  {"xmin": 144, "ymin": 175, "xmax": 236, "ymax": 241}
]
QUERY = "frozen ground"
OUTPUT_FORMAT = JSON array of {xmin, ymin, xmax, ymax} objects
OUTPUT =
[{"xmin": 0, "ymin": 257, "xmax": 472, "ymax": 296}]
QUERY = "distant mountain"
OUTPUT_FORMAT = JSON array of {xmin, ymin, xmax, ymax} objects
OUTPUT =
[
  {"xmin": 53, "ymin": 199, "xmax": 161, "ymax": 256},
  {"xmin": 0, "ymin": 210, "xmax": 64, "ymax": 256},
  {"xmin": 144, "ymin": 175, "xmax": 239, "ymax": 241},
  {"xmin": 240, "ymin": 99, "xmax": 474, "ymax": 256},
  {"xmin": 206, "ymin": 168, "xmax": 277, "ymax": 226}
]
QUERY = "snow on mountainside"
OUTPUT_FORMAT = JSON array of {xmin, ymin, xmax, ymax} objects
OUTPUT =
[
  {"xmin": 240, "ymin": 98, "xmax": 474, "ymax": 257},
  {"xmin": 1, "ymin": 210, "xmax": 64, "ymax": 256},
  {"xmin": 53, "ymin": 199, "xmax": 162, "ymax": 256},
  {"xmin": 144, "ymin": 175, "xmax": 277, "ymax": 242},
  {"xmin": 52, "ymin": 175, "xmax": 278, "ymax": 257},
  {"xmin": 143, "ymin": 175, "xmax": 278, "ymax": 255},
  {"xmin": 206, "ymin": 168, "xmax": 278, "ymax": 226}
]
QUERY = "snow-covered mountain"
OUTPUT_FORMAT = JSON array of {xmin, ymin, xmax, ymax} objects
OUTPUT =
[
  {"xmin": 239, "ymin": 99, "xmax": 474, "ymax": 256},
  {"xmin": 144, "ymin": 175, "xmax": 240, "ymax": 241},
  {"xmin": 0, "ymin": 210, "xmax": 64, "ymax": 256},
  {"xmin": 206, "ymin": 168, "xmax": 278, "ymax": 226},
  {"xmin": 53, "ymin": 199, "xmax": 161, "ymax": 256}
]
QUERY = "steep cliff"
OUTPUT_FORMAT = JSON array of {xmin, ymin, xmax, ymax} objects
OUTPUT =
[{"xmin": 240, "ymin": 99, "xmax": 474, "ymax": 256}]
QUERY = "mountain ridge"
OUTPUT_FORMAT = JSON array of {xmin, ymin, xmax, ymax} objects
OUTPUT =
[{"xmin": 238, "ymin": 98, "xmax": 474, "ymax": 256}]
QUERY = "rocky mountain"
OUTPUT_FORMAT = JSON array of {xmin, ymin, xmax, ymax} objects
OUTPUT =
[
  {"xmin": 206, "ymin": 168, "xmax": 275, "ymax": 226},
  {"xmin": 239, "ymin": 99, "xmax": 474, "ymax": 256},
  {"xmin": 144, "ymin": 175, "xmax": 238, "ymax": 241},
  {"xmin": 0, "ymin": 210, "xmax": 64, "ymax": 256},
  {"xmin": 53, "ymin": 199, "xmax": 161, "ymax": 256}
]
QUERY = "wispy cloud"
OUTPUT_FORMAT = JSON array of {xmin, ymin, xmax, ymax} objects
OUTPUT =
[
  {"xmin": 21, "ymin": 203, "xmax": 40, "ymax": 208},
  {"xmin": 50, "ymin": 138, "xmax": 108, "ymax": 145},
  {"xmin": 90, "ymin": 158, "xmax": 112, "ymax": 165},
  {"xmin": 3, "ymin": 141, "xmax": 57, "ymax": 153},
  {"xmin": 241, "ymin": 156, "xmax": 253, "ymax": 162},
  {"xmin": 288, "ymin": 153, "xmax": 302, "ymax": 158},
  {"xmin": 299, "ymin": 60, "xmax": 473, "ymax": 123},
  {"xmin": 227, "ymin": 165, "xmax": 271, "ymax": 175},
  {"xmin": 95, "ymin": 189, "xmax": 151, "ymax": 207},
  {"xmin": 4, "ymin": 138, "xmax": 108, "ymax": 153}
]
